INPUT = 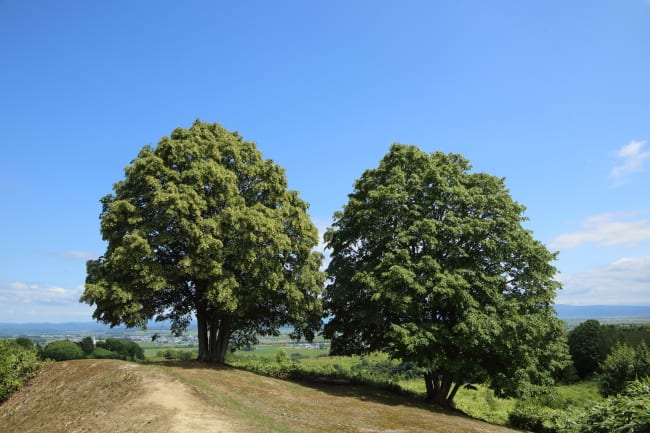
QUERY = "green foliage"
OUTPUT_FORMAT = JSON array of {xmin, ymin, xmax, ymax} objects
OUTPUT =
[
  {"xmin": 96, "ymin": 338, "xmax": 144, "ymax": 361},
  {"xmin": 41, "ymin": 340, "xmax": 85, "ymax": 361},
  {"xmin": 620, "ymin": 325, "xmax": 650, "ymax": 348},
  {"xmin": 324, "ymin": 144, "xmax": 569, "ymax": 407},
  {"xmin": 0, "ymin": 339, "xmax": 41, "ymax": 402},
  {"xmin": 451, "ymin": 385, "xmax": 515, "ymax": 426},
  {"xmin": 510, "ymin": 377, "xmax": 650, "ymax": 433},
  {"xmin": 600, "ymin": 341, "xmax": 650, "ymax": 396},
  {"xmin": 79, "ymin": 336, "xmax": 95, "ymax": 355},
  {"xmin": 156, "ymin": 349, "xmax": 195, "ymax": 361},
  {"xmin": 350, "ymin": 358, "xmax": 424, "ymax": 381},
  {"xmin": 508, "ymin": 386, "xmax": 596, "ymax": 433},
  {"xmin": 81, "ymin": 120, "xmax": 324, "ymax": 363},
  {"xmin": 575, "ymin": 378, "xmax": 650, "ymax": 433},
  {"xmin": 508, "ymin": 404, "xmax": 575, "ymax": 433},
  {"xmin": 14, "ymin": 337, "xmax": 35, "ymax": 351},
  {"xmin": 91, "ymin": 346, "xmax": 122, "ymax": 359},
  {"xmin": 568, "ymin": 319, "xmax": 622, "ymax": 379}
]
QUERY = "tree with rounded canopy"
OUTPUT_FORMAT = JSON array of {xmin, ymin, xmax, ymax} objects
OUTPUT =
[
  {"xmin": 81, "ymin": 120, "xmax": 324, "ymax": 363},
  {"xmin": 324, "ymin": 144, "xmax": 569, "ymax": 407},
  {"xmin": 568, "ymin": 319, "xmax": 621, "ymax": 379}
]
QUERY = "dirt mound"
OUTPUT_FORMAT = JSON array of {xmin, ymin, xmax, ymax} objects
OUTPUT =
[
  {"xmin": 0, "ymin": 360, "xmax": 237, "ymax": 433},
  {"xmin": 1, "ymin": 359, "xmax": 521, "ymax": 433}
]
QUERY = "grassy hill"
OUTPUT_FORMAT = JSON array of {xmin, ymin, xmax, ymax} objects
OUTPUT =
[{"xmin": 0, "ymin": 359, "xmax": 521, "ymax": 433}]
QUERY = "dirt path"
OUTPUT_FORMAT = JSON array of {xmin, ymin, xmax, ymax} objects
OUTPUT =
[{"xmin": 137, "ymin": 364, "xmax": 239, "ymax": 433}]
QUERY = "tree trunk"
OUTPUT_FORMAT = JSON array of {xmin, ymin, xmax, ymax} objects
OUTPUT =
[
  {"xmin": 447, "ymin": 382, "xmax": 461, "ymax": 406},
  {"xmin": 424, "ymin": 372, "xmax": 435, "ymax": 402},
  {"xmin": 196, "ymin": 306, "xmax": 210, "ymax": 362},
  {"xmin": 208, "ymin": 318, "xmax": 218, "ymax": 361},
  {"xmin": 424, "ymin": 371, "xmax": 458, "ymax": 408},
  {"xmin": 213, "ymin": 319, "xmax": 231, "ymax": 364}
]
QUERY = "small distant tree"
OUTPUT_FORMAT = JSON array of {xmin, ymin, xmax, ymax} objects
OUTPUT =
[
  {"xmin": 96, "ymin": 338, "xmax": 144, "ymax": 361},
  {"xmin": 14, "ymin": 337, "xmax": 35, "ymax": 351},
  {"xmin": 41, "ymin": 340, "xmax": 84, "ymax": 361},
  {"xmin": 324, "ymin": 145, "xmax": 569, "ymax": 408},
  {"xmin": 78, "ymin": 337, "xmax": 95, "ymax": 355},
  {"xmin": 568, "ymin": 319, "xmax": 621, "ymax": 379}
]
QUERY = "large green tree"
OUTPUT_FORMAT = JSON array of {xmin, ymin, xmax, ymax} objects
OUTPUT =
[
  {"xmin": 568, "ymin": 319, "xmax": 622, "ymax": 379},
  {"xmin": 81, "ymin": 121, "xmax": 324, "ymax": 363},
  {"xmin": 324, "ymin": 144, "xmax": 569, "ymax": 407}
]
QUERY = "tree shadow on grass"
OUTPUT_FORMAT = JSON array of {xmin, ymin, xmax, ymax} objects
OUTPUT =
[{"xmin": 158, "ymin": 360, "xmax": 466, "ymax": 417}]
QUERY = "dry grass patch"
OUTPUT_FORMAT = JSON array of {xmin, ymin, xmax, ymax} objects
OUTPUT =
[
  {"xmin": 0, "ymin": 360, "xmax": 239, "ymax": 433},
  {"xmin": 166, "ymin": 362, "xmax": 521, "ymax": 433}
]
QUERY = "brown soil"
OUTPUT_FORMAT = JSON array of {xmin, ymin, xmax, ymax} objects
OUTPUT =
[{"xmin": 0, "ymin": 359, "xmax": 521, "ymax": 433}]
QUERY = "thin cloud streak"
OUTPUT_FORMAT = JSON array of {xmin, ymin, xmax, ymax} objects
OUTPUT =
[
  {"xmin": 0, "ymin": 281, "xmax": 83, "ymax": 305},
  {"xmin": 41, "ymin": 250, "xmax": 98, "ymax": 261},
  {"xmin": 550, "ymin": 212, "xmax": 650, "ymax": 250}
]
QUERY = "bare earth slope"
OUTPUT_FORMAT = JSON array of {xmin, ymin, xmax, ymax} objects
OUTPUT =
[{"xmin": 0, "ymin": 360, "xmax": 521, "ymax": 433}]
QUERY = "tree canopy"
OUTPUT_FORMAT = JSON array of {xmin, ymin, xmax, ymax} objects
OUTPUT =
[
  {"xmin": 568, "ymin": 319, "xmax": 622, "ymax": 379},
  {"xmin": 81, "ymin": 121, "xmax": 324, "ymax": 363},
  {"xmin": 323, "ymin": 144, "xmax": 569, "ymax": 407}
]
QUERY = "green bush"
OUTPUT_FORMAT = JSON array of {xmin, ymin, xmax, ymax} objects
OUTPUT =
[
  {"xmin": 14, "ymin": 337, "xmax": 35, "ymax": 351},
  {"xmin": 96, "ymin": 338, "xmax": 144, "ymax": 361},
  {"xmin": 0, "ymin": 339, "xmax": 42, "ymax": 402},
  {"xmin": 508, "ymin": 404, "xmax": 563, "ymax": 433},
  {"xmin": 508, "ymin": 388, "xmax": 582, "ymax": 433},
  {"xmin": 91, "ymin": 346, "xmax": 122, "ymax": 359},
  {"xmin": 510, "ymin": 379, "xmax": 650, "ymax": 433},
  {"xmin": 599, "ymin": 342, "xmax": 650, "ymax": 396},
  {"xmin": 79, "ymin": 336, "xmax": 95, "ymax": 355},
  {"xmin": 575, "ymin": 378, "xmax": 650, "ymax": 433},
  {"xmin": 41, "ymin": 340, "xmax": 84, "ymax": 361},
  {"xmin": 155, "ymin": 348, "xmax": 195, "ymax": 361}
]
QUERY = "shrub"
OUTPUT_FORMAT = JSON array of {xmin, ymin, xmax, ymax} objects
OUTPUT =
[
  {"xmin": 508, "ymin": 388, "xmax": 582, "ymax": 433},
  {"xmin": 178, "ymin": 351, "xmax": 194, "ymax": 361},
  {"xmin": 78, "ymin": 336, "xmax": 95, "ymax": 355},
  {"xmin": 508, "ymin": 404, "xmax": 563, "ymax": 433},
  {"xmin": 575, "ymin": 378, "xmax": 650, "ymax": 433},
  {"xmin": 91, "ymin": 347, "xmax": 122, "ymax": 359},
  {"xmin": 155, "ymin": 349, "xmax": 195, "ymax": 361},
  {"xmin": 96, "ymin": 338, "xmax": 144, "ymax": 361},
  {"xmin": 41, "ymin": 340, "xmax": 84, "ymax": 361},
  {"xmin": 14, "ymin": 337, "xmax": 35, "ymax": 351},
  {"xmin": 0, "ymin": 339, "xmax": 42, "ymax": 402},
  {"xmin": 510, "ymin": 379, "xmax": 650, "ymax": 433},
  {"xmin": 599, "ymin": 342, "xmax": 650, "ymax": 396}
]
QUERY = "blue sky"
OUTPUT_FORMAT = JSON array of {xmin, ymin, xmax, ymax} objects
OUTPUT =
[{"xmin": 1, "ymin": 0, "xmax": 649, "ymax": 323}]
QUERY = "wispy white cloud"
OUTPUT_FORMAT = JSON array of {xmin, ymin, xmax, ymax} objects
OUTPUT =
[
  {"xmin": 550, "ymin": 212, "xmax": 650, "ymax": 250},
  {"xmin": 611, "ymin": 140, "xmax": 650, "ymax": 186},
  {"xmin": 556, "ymin": 255, "xmax": 650, "ymax": 305},
  {"xmin": 41, "ymin": 250, "xmax": 98, "ymax": 261},
  {"xmin": 0, "ymin": 281, "xmax": 83, "ymax": 305}
]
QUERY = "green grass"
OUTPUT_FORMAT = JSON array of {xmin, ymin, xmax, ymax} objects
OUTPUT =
[
  {"xmin": 142, "ymin": 338, "xmax": 602, "ymax": 428},
  {"xmin": 399, "ymin": 379, "xmax": 515, "ymax": 425},
  {"xmin": 555, "ymin": 379, "xmax": 602, "ymax": 407}
]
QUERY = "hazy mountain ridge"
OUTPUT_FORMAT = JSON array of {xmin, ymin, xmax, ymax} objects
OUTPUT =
[
  {"xmin": 1, "ymin": 305, "xmax": 649, "ymax": 336},
  {"xmin": 553, "ymin": 304, "xmax": 650, "ymax": 319}
]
